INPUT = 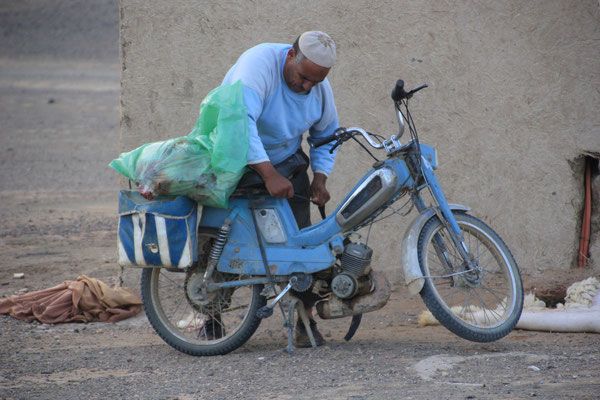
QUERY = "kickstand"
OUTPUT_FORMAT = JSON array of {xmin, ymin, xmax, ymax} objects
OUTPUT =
[{"xmin": 286, "ymin": 296, "xmax": 317, "ymax": 354}]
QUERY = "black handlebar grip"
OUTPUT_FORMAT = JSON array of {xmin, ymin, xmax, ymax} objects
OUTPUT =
[
  {"xmin": 310, "ymin": 134, "xmax": 337, "ymax": 148},
  {"xmin": 391, "ymin": 79, "xmax": 409, "ymax": 101}
]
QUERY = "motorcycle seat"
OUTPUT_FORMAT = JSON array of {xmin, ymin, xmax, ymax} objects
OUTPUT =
[{"xmin": 235, "ymin": 150, "xmax": 309, "ymax": 191}]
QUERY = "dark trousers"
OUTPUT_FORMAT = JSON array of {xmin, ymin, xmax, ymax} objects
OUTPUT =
[
  {"xmin": 287, "ymin": 167, "xmax": 311, "ymax": 230},
  {"xmin": 284, "ymin": 151, "xmax": 322, "ymax": 310}
]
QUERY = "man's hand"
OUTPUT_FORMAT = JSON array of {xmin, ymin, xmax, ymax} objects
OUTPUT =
[
  {"xmin": 250, "ymin": 161, "xmax": 294, "ymax": 198},
  {"xmin": 310, "ymin": 173, "xmax": 330, "ymax": 206}
]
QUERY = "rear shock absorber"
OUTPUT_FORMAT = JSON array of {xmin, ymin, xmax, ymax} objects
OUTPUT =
[
  {"xmin": 209, "ymin": 218, "xmax": 232, "ymax": 261},
  {"xmin": 203, "ymin": 217, "xmax": 233, "ymax": 281}
]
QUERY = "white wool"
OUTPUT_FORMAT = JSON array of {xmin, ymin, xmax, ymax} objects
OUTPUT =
[
  {"xmin": 417, "ymin": 277, "xmax": 600, "ymax": 333},
  {"xmin": 177, "ymin": 312, "xmax": 203, "ymax": 329},
  {"xmin": 418, "ymin": 300, "xmax": 507, "ymax": 327},
  {"xmin": 417, "ymin": 310, "xmax": 438, "ymax": 327},
  {"xmin": 516, "ymin": 277, "xmax": 600, "ymax": 333},
  {"xmin": 523, "ymin": 293, "xmax": 546, "ymax": 309},
  {"xmin": 557, "ymin": 277, "xmax": 600, "ymax": 309}
]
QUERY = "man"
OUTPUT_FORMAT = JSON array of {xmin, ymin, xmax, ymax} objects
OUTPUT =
[{"xmin": 221, "ymin": 31, "xmax": 340, "ymax": 347}]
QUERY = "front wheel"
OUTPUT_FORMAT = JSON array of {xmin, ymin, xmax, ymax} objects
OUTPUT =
[
  {"xmin": 417, "ymin": 213, "xmax": 523, "ymax": 342},
  {"xmin": 141, "ymin": 230, "xmax": 266, "ymax": 356}
]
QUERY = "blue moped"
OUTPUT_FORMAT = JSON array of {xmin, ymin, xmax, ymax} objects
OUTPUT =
[{"xmin": 136, "ymin": 80, "xmax": 524, "ymax": 356}]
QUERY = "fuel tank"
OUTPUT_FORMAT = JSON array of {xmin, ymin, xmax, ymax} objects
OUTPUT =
[{"xmin": 335, "ymin": 166, "xmax": 399, "ymax": 229}]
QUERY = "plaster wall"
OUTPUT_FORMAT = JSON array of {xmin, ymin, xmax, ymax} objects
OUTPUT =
[{"xmin": 119, "ymin": 0, "xmax": 600, "ymax": 282}]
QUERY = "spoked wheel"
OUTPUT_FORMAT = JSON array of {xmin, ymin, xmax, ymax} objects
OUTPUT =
[
  {"xmin": 418, "ymin": 213, "xmax": 523, "ymax": 342},
  {"xmin": 141, "ymin": 229, "xmax": 266, "ymax": 356}
]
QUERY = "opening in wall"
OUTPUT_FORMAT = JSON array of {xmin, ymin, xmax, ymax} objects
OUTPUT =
[{"xmin": 578, "ymin": 155, "xmax": 599, "ymax": 267}]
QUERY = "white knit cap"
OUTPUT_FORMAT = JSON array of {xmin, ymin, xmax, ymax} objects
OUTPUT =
[{"xmin": 298, "ymin": 31, "xmax": 336, "ymax": 68}]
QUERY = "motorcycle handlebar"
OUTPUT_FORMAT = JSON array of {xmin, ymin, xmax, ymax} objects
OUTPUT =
[
  {"xmin": 309, "ymin": 133, "xmax": 338, "ymax": 149},
  {"xmin": 391, "ymin": 80, "xmax": 428, "ymax": 101},
  {"xmin": 344, "ymin": 128, "xmax": 385, "ymax": 150},
  {"xmin": 310, "ymin": 127, "xmax": 386, "ymax": 150},
  {"xmin": 391, "ymin": 80, "xmax": 409, "ymax": 101},
  {"xmin": 310, "ymin": 80, "xmax": 426, "ymax": 152}
]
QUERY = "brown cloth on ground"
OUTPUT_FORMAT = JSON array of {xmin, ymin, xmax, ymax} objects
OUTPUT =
[{"xmin": 0, "ymin": 275, "xmax": 142, "ymax": 324}]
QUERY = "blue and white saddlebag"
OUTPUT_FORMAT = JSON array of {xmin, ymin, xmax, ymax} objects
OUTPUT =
[{"xmin": 117, "ymin": 190, "xmax": 199, "ymax": 268}]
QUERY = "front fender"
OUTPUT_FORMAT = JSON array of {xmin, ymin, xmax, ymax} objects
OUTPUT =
[{"xmin": 400, "ymin": 204, "xmax": 470, "ymax": 295}]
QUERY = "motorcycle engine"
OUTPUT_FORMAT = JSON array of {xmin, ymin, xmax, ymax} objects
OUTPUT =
[{"xmin": 331, "ymin": 243, "xmax": 373, "ymax": 299}]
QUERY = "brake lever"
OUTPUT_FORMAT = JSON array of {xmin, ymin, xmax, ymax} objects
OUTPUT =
[
  {"xmin": 330, "ymin": 128, "xmax": 356, "ymax": 154},
  {"xmin": 328, "ymin": 128, "xmax": 348, "ymax": 154},
  {"xmin": 329, "ymin": 140, "xmax": 342, "ymax": 154}
]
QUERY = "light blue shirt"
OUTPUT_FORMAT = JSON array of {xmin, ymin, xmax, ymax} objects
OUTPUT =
[{"xmin": 222, "ymin": 43, "xmax": 339, "ymax": 175}]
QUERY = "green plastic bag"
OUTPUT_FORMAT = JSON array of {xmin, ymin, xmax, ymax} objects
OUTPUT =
[{"xmin": 109, "ymin": 81, "xmax": 248, "ymax": 208}]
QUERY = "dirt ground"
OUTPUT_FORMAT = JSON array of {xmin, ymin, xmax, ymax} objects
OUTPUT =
[{"xmin": 1, "ymin": 2, "xmax": 599, "ymax": 400}]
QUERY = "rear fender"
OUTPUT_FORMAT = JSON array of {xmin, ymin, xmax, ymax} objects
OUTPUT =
[{"xmin": 400, "ymin": 204, "xmax": 470, "ymax": 295}]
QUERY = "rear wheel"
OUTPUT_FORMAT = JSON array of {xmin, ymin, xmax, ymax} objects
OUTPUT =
[
  {"xmin": 141, "ymin": 230, "xmax": 266, "ymax": 356},
  {"xmin": 417, "ymin": 213, "xmax": 523, "ymax": 342}
]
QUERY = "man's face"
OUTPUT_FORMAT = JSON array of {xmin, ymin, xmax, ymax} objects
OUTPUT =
[{"xmin": 283, "ymin": 48, "xmax": 330, "ymax": 93}]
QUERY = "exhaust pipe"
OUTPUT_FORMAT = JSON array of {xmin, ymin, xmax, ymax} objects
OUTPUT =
[{"xmin": 317, "ymin": 270, "xmax": 391, "ymax": 319}]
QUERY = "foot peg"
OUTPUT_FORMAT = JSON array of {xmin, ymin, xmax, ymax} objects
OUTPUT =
[
  {"xmin": 256, "ymin": 276, "xmax": 298, "ymax": 319},
  {"xmin": 256, "ymin": 306, "xmax": 274, "ymax": 319}
]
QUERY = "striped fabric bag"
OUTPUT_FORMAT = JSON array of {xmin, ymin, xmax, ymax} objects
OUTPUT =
[{"xmin": 117, "ymin": 190, "xmax": 199, "ymax": 268}]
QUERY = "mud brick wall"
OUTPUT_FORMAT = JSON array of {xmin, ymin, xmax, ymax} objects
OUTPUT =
[{"xmin": 119, "ymin": 0, "xmax": 600, "ymax": 282}]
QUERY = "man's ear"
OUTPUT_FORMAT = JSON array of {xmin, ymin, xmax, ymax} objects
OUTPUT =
[{"xmin": 287, "ymin": 47, "xmax": 296, "ymax": 61}]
